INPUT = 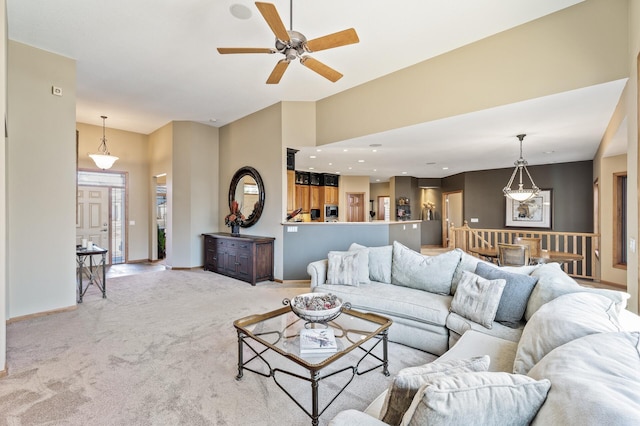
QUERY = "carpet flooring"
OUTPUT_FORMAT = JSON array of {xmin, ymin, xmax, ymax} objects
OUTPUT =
[{"xmin": 0, "ymin": 269, "xmax": 435, "ymax": 425}]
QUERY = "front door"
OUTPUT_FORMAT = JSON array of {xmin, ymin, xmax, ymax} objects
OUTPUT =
[{"xmin": 77, "ymin": 186, "xmax": 110, "ymax": 264}]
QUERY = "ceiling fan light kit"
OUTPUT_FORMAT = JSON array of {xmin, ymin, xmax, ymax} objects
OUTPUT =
[
  {"xmin": 503, "ymin": 134, "xmax": 540, "ymax": 202},
  {"xmin": 217, "ymin": 1, "xmax": 359, "ymax": 84}
]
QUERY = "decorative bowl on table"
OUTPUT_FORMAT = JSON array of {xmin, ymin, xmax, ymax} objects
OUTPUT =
[{"xmin": 283, "ymin": 292, "xmax": 351, "ymax": 324}]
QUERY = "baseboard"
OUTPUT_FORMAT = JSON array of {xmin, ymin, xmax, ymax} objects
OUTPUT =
[
  {"xmin": 278, "ymin": 279, "xmax": 310, "ymax": 285},
  {"xmin": 7, "ymin": 305, "xmax": 77, "ymax": 324}
]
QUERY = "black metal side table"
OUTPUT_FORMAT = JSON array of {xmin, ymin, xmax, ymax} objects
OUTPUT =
[{"xmin": 76, "ymin": 245, "xmax": 108, "ymax": 303}]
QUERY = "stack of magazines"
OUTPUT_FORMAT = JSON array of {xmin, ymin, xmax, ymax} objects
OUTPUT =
[{"xmin": 299, "ymin": 328, "xmax": 338, "ymax": 355}]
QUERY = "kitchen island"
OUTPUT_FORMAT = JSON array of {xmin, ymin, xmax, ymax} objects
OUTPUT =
[{"xmin": 281, "ymin": 220, "xmax": 421, "ymax": 281}]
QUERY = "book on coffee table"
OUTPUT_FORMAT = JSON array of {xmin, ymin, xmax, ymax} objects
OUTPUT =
[{"xmin": 299, "ymin": 328, "xmax": 338, "ymax": 354}]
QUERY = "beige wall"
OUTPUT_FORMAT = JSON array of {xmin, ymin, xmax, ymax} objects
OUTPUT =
[
  {"xmin": 171, "ymin": 121, "xmax": 219, "ymax": 267},
  {"xmin": 7, "ymin": 41, "xmax": 77, "ymax": 317},
  {"xmin": 338, "ymin": 176, "xmax": 371, "ymax": 222},
  {"xmin": 1, "ymin": 0, "xmax": 7, "ymax": 372},
  {"xmin": 76, "ymin": 122, "xmax": 150, "ymax": 262},
  {"xmin": 219, "ymin": 103, "xmax": 285, "ymax": 278},
  {"xmin": 316, "ymin": 0, "xmax": 628, "ymax": 145}
]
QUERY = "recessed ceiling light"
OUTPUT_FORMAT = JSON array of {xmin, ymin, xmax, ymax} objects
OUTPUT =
[
  {"xmin": 348, "ymin": 167, "xmax": 353, "ymax": 170},
  {"xmin": 369, "ymin": 144, "xmax": 382, "ymax": 147},
  {"xmin": 209, "ymin": 118, "xmax": 217, "ymax": 122},
  {"xmin": 376, "ymin": 179, "xmax": 380, "ymax": 182},
  {"xmin": 229, "ymin": 4, "xmax": 252, "ymax": 19},
  {"xmin": 402, "ymin": 171, "xmax": 408, "ymax": 175},
  {"xmin": 328, "ymin": 162, "xmax": 333, "ymax": 166},
  {"xmin": 442, "ymin": 167, "xmax": 449, "ymax": 170},
  {"xmin": 310, "ymin": 155, "xmax": 316, "ymax": 159},
  {"xmin": 426, "ymin": 162, "xmax": 436, "ymax": 165},
  {"xmin": 373, "ymin": 169, "xmax": 377, "ymax": 172},
  {"xmin": 343, "ymin": 149, "xmax": 349, "ymax": 152},
  {"xmin": 544, "ymin": 151, "xmax": 554, "ymax": 154},
  {"xmin": 336, "ymin": 171, "xmax": 341, "ymax": 174},
  {"xmin": 316, "ymin": 149, "xmax": 322, "ymax": 152},
  {"xmin": 309, "ymin": 167, "xmax": 314, "ymax": 170},
  {"xmin": 358, "ymin": 159, "xmax": 365, "ymax": 163}
]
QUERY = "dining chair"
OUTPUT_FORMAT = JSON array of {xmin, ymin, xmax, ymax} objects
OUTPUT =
[
  {"xmin": 513, "ymin": 237, "xmax": 542, "ymax": 257},
  {"xmin": 497, "ymin": 243, "xmax": 530, "ymax": 266}
]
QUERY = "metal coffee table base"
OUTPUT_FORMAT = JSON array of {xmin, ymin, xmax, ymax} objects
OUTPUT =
[{"xmin": 235, "ymin": 329, "xmax": 389, "ymax": 426}]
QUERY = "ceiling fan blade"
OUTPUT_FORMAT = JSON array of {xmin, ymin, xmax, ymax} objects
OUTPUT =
[
  {"xmin": 217, "ymin": 47, "xmax": 276, "ymax": 54},
  {"xmin": 306, "ymin": 28, "xmax": 359, "ymax": 52},
  {"xmin": 266, "ymin": 60, "xmax": 290, "ymax": 84},
  {"xmin": 255, "ymin": 2, "xmax": 290, "ymax": 42},
  {"xmin": 300, "ymin": 57, "xmax": 343, "ymax": 82}
]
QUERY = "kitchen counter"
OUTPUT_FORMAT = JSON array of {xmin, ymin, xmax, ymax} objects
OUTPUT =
[{"xmin": 281, "ymin": 220, "xmax": 421, "ymax": 281}]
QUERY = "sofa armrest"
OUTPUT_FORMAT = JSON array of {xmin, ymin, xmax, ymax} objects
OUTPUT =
[
  {"xmin": 328, "ymin": 409, "xmax": 388, "ymax": 426},
  {"xmin": 307, "ymin": 259, "xmax": 328, "ymax": 289}
]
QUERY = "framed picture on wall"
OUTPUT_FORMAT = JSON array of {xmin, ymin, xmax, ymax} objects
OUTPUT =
[{"xmin": 505, "ymin": 189, "xmax": 552, "ymax": 228}]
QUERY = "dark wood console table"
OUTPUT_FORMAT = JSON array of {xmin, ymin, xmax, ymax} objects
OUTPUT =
[{"xmin": 203, "ymin": 233, "xmax": 275, "ymax": 285}]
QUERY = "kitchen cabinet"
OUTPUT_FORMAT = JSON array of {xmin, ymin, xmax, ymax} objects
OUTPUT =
[
  {"xmin": 203, "ymin": 233, "xmax": 275, "ymax": 285},
  {"xmin": 287, "ymin": 170, "xmax": 295, "ymax": 212},
  {"xmin": 295, "ymin": 185, "xmax": 310, "ymax": 213},
  {"xmin": 310, "ymin": 186, "xmax": 321, "ymax": 210},
  {"xmin": 324, "ymin": 186, "xmax": 339, "ymax": 205}
]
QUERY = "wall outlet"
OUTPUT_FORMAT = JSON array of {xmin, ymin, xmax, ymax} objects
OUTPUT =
[
  {"xmin": 287, "ymin": 226, "xmax": 298, "ymax": 233},
  {"xmin": 412, "ymin": 224, "xmax": 418, "ymax": 229},
  {"xmin": 630, "ymin": 237, "xmax": 636, "ymax": 253},
  {"xmin": 52, "ymin": 86, "xmax": 63, "ymax": 96},
  {"xmin": 129, "ymin": 220, "xmax": 135, "ymax": 226},
  {"xmin": 470, "ymin": 218, "xmax": 479, "ymax": 223}
]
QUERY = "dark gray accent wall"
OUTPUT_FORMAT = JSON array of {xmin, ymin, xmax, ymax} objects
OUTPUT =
[{"xmin": 444, "ymin": 161, "xmax": 593, "ymax": 233}]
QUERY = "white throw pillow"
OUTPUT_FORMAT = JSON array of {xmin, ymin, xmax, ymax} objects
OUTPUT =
[
  {"xmin": 513, "ymin": 292, "xmax": 621, "ymax": 375},
  {"xmin": 391, "ymin": 241, "xmax": 461, "ymax": 295},
  {"xmin": 379, "ymin": 356, "xmax": 489, "ymax": 426},
  {"xmin": 327, "ymin": 250, "xmax": 367, "ymax": 286},
  {"xmin": 402, "ymin": 372, "xmax": 550, "ymax": 426},
  {"xmin": 528, "ymin": 332, "xmax": 640, "ymax": 425},
  {"xmin": 349, "ymin": 242, "xmax": 392, "ymax": 283},
  {"xmin": 449, "ymin": 271, "xmax": 505, "ymax": 329},
  {"xmin": 525, "ymin": 263, "xmax": 630, "ymax": 320}
]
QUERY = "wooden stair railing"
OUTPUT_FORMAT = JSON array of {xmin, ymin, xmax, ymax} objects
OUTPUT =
[{"xmin": 448, "ymin": 221, "xmax": 599, "ymax": 280}]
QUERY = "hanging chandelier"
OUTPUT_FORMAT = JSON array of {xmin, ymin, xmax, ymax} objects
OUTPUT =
[
  {"xmin": 89, "ymin": 115, "xmax": 119, "ymax": 170},
  {"xmin": 503, "ymin": 134, "xmax": 539, "ymax": 202}
]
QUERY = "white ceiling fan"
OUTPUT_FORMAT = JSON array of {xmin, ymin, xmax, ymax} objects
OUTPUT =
[{"xmin": 217, "ymin": 1, "xmax": 359, "ymax": 84}]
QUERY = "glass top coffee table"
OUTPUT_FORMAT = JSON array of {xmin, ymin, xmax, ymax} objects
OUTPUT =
[{"xmin": 233, "ymin": 305, "xmax": 392, "ymax": 425}]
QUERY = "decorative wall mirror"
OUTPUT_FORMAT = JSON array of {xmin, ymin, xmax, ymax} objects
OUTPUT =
[{"xmin": 229, "ymin": 166, "xmax": 265, "ymax": 228}]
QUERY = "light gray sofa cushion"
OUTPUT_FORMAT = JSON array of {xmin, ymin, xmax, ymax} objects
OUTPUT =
[
  {"xmin": 449, "ymin": 271, "xmax": 505, "ymax": 328},
  {"xmin": 526, "ymin": 262, "xmax": 630, "ymax": 320},
  {"xmin": 403, "ymin": 372, "xmax": 550, "ymax": 426},
  {"xmin": 528, "ymin": 332, "xmax": 640, "ymax": 425},
  {"xmin": 475, "ymin": 262, "xmax": 538, "ymax": 328},
  {"xmin": 350, "ymin": 243, "xmax": 393, "ymax": 284},
  {"xmin": 314, "ymin": 281, "xmax": 452, "ymax": 327},
  {"xmin": 391, "ymin": 241, "xmax": 461, "ymax": 295},
  {"xmin": 513, "ymin": 292, "xmax": 622, "ymax": 375},
  {"xmin": 380, "ymin": 356, "xmax": 490, "ymax": 426},
  {"xmin": 445, "ymin": 312, "xmax": 524, "ymax": 343}
]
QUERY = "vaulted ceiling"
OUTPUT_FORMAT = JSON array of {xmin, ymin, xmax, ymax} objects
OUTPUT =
[{"xmin": 7, "ymin": 0, "xmax": 628, "ymax": 181}]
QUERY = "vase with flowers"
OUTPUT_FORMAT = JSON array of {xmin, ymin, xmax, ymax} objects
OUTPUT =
[{"xmin": 225, "ymin": 200, "xmax": 245, "ymax": 236}]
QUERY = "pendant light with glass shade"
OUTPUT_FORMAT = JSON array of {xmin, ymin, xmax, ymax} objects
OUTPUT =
[
  {"xmin": 503, "ymin": 134, "xmax": 539, "ymax": 202},
  {"xmin": 89, "ymin": 115, "xmax": 119, "ymax": 170}
]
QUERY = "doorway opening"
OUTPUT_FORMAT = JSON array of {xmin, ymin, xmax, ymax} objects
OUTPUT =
[
  {"xmin": 442, "ymin": 191, "xmax": 463, "ymax": 248},
  {"xmin": 77, "ymin": 170, "xmax": 127, "ymax": 264}
]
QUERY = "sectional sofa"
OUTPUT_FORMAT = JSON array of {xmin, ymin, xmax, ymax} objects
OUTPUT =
[{"xmin": 307, "ymin": 241, "xmax": 640, "ymax": 425}]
